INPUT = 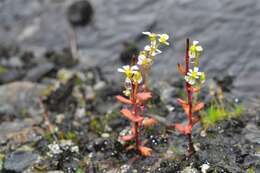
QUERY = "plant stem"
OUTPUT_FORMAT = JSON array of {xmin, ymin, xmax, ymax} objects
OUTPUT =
[
  {"xmin": 185, "ymin": 38, "xmax": 195, "ymax": 155},
  {"xmin": 132, "ymin": 83, "xmax": 140, "ymax": 150}
]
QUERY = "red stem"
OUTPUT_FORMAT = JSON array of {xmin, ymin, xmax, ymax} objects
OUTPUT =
[
  {"xmin": 185, "ymin": 38, "xmax": 195, "ymax": 155},
  {"xmin": 132, "ymin": 83, "xmax": 140, "ymax": 150}
]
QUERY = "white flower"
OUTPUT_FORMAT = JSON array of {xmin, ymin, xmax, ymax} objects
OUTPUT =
[
  {"xmin": 137, "ymin": 54, "xmax": 152, "ymax": 66},
  {"xmin": 144, "ymin": 45, "xmax": 161, "ymax": 56},
  {"xmin": 70, "ymin": 146, "xmax": 79, "ymax": 153},
  {"xmin": 117, "ymin": 65, "xmax": 139, "ymax": 79},
  {"xmin": 123, "ymin": 89, "xmax": 131, "ymax": 97},
  {"xmin": 189, "ymin": 40, "xmax": 203, "ymax": 59},
  {"xmin": 185, "ymin": 67, "xmax": 204, "ymax": 85},
  {"xmin": 200, "ymin": 163, "xmax": 210, "ymax": 173},
  {"xmin": 133, "ymin": 71, "xmax": 143, "ymax": 84},
  {"xmin": 185, "ymin": 75, "xmax": 195, "ymax": 85},
  {"xmin": 187, "ymin": 67, "xmax": 202, "ymax": 79},
  {"xmin": 48, "ymin": 143, "xmax": 62, "ymax": 155},
  {"xmin": 142, "ymin": 31, "xmax": 152, "ymax": 35},
  {"xmin": 158, "ymin": 34, "xmax": 170, "ymax": 46}
]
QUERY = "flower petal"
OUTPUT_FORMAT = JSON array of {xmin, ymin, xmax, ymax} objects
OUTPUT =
[
  {"xmin": 117, "ymin": 68, "xmax": 124, "ymax": 73},
  {"xmin": 193, "ymin": 40, "xmax": 199, "ymax": 45}
]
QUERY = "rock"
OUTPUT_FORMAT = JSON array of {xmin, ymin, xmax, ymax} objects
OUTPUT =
[
  {"xmin": 0, "ymin": 119, "xmax": 42, "ymax": 144},
  {"xmin": 0, "ymin": 81, "xmax": 46, "ymax": 117},
  {"xmin": 8, "ymin": 56, "xmax": 24, "ymax": 68},
  {"xmin": 181, "ymin": 166, "xmax": 199, "ymax": 173},
  {"xmin": 45, "ymin": 49, "xmax": 78, "ymax": 68},
  {"xmin": 0, "ymin": 104, "xmax": 16, "ymax": 119},
  {"xmin": 213, "ymin": 74, "xmax": 234, "ymax": 92},
  {"xmin": 43, "ymin": 78, "xmax": 77, "ymax": 113},
  {"xmin": 24, "ymin": 62, "xmax": 54, "ymax": 82},
  {"xmin": 67, "ymin": 0, "xmax": 93, "ymax": 27},
  {"xmin": 243, "ymin": 123, "xmax": 260, "ymax": 144},
  {"xmin": 0, "ymin": 69, "xmax": 25, "ymax": 84},
  {"xmin": 3, "ymin": 151, "xmax": 39, "ymax": 173}
]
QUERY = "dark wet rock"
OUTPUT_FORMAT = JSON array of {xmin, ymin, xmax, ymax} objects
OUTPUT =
[
  {"xmin": 3, "ymin": 151, "xmax": 38, "ymax": 173},
  {"xmin": 119, "ymin": 42, "xmax": 139, "ymax": 64},
  {"xmin": 20, "ymin": 51, "xmax": 35, "ymax": 67},
  {"xmin": 24, "ymin": 62, "xmax": 54, "ymax": 82},
  {"xmin": 214, "ymin": 75, "xmax": 235, "ymax": 92},
  {"xmin": 43, "ymin": 78, "xmax": 77, "ymax": 113},
  {"xmin": 59, "ymin": 159, "xmax": 79, "ymax": 173},
  {"xmin": 0, "ymin": 46, "xmax": 19, "ymax": 59},
  {"xmin": 243, "ymin": 123, "xmax": 260, "ymax": 144},
  {"xmin": 0, "ymin": 81, "xmax": 46, "ymax": 117},
  {"xmin": 0, "ymin": 68, "xmax": 25, "ymax": 84},
  {"xmin": 0, "ymin": 104, "xmax": 16, "ymax": 121},
  {"xmin": 154, "ymin": 160, "xmax": 181, "ymax": 173},
  {"xmin": 207, "ymin": 165, "xmax": 232, "ymax": 173},
  {"xmin": 84, "ymin": 67, "xmax": 107, "ymax": 86},
  {"xmin": 67, "ymin": 0, "xmax": 93, "ymax": 27},
  {"xmin": 45, "ymin": 49, "xmax": 78, "ymax": 68}
]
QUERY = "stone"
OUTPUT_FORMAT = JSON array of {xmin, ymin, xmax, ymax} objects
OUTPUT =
[
  {"xmin": 181, "ymin": 166, "xmax": 199, "ymax": 173},
  {"xmin": 67, "ymin": 0, "xmax": 93, "ymax": 27},
  {"xmin": 0, "ymin": 81, "xmax": 46, "ymax": 117},
  {"xmin": 24, "ymin": 62, "xmax": 54, "ymax": 82},
  {"xmin": 0, "ymin": 118, "xmax": 42, "ymax": 144},
  {"xmin": 3, "ymin": 151, "xmax": 38, "ymax": 173}
]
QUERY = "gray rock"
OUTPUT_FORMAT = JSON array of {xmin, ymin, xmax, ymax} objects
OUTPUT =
[
  {"xmin": 0, "ymin": 104, "xmax": 16, "ymax": 117},
  {"xmin": 0, "ymin": 118, "xmax": 41, "ymax": 144},
  {"xmin": 24, "ymin": 62, "xmax": 54, "ymax": 82},
  {"xmin": 4, "ymin": 151, "xmax": 38, "ymax": 173},
  {"xmin": 181, "ymin": 166, "xmax": 199, "ymax": 173},
  {"xmin": 0, "ymin": 81, "xmax": 46, "ymax": 117},
  {"xmin": 243, "ymin": 123, "xmax": 260, "ymax": 144},
  {"xmin": 0, "ymin": 69, "xmax": 25, "ymax": 84}
]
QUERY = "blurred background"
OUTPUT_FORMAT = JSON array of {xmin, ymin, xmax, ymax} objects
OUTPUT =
[{"xmin": 0, "ymin": 0, "xmax": 260, "ymax": 100}]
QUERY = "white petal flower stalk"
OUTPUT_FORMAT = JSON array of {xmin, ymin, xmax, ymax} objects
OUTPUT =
[
  {"xmin": 117, "ymin": 65, "xmax": 139, "ymax": 79},
  {"xmin": 137, "ymin": 53, "xmax": 152, "ymax": 66},
  {"xmin": 184, "ymin": 40, "xmax": 206, "ymax": 86},
  {"xmin": 158, "ymin": 34, "xmax": 170, "ymax": 46},
  {"xmin": 118, "ymin": 32, "xmax": 170, "ymax": 95},
  {"xmin": 138, "ymin": 32, "xmax": 170, "ymax": 68},
  {"xmin": 118, "ymin": 65, "xmax": 143, "ymax": 96},
  {"xmin": 189, "ymin": 40, "xmax": 203, "ymax": 59},
  {"xmin": 185, "ymin": 67, "xmax": 205, "ymax": 85}
]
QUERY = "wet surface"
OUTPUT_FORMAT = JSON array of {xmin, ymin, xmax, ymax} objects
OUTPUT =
[{"xmin": 0, "ymin": 0, "xmax": 260, "ymax": 99}]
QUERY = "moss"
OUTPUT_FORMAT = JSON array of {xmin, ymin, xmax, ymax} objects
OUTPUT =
[
  {"xmin": 201, "ymin": 100, "xmax": 244, "ymax": 129},
  {"xmin": 65, "ymin": 131, "xmax": 78, "ymax": 141},
  {"xmin": 201, "ymin": 82, "xmax": 246, "ymax": 129},
  {"xmin": 0, "ymin": 66, "xmax": 7, "ymax": 75},
  {"xmin": 90, "ymin": 117, "xmax": 104, "ymax": 134},
  {"xmin": 76, "ymin": 168, "xmax": 85, "ymax": 173},
  {"xmin": 0, "ymin": 153, "xmax": 5, "ymax": 171},
  {"xmin": 246, "ymin": 168, "xmax": 255, "ymax": 173}
]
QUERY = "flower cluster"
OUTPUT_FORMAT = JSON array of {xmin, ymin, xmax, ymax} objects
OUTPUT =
[
  {"xmin": 116, "ymin": 32, "xmax": 170, "ymax": 156},
  {"xmin": 175, "ymin": 39, "xmax": 206, "ymax": 156},
  {"xmin": 184, "ymin": 40, "xmax": 205, "ymax": 85},
  {"xmin": 137, "ymin": 32, "xmax": 170, "ymax": 68},
  {"xmin": 118, "ymin": 32, "xmax": 170, "ymax": 96}
]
